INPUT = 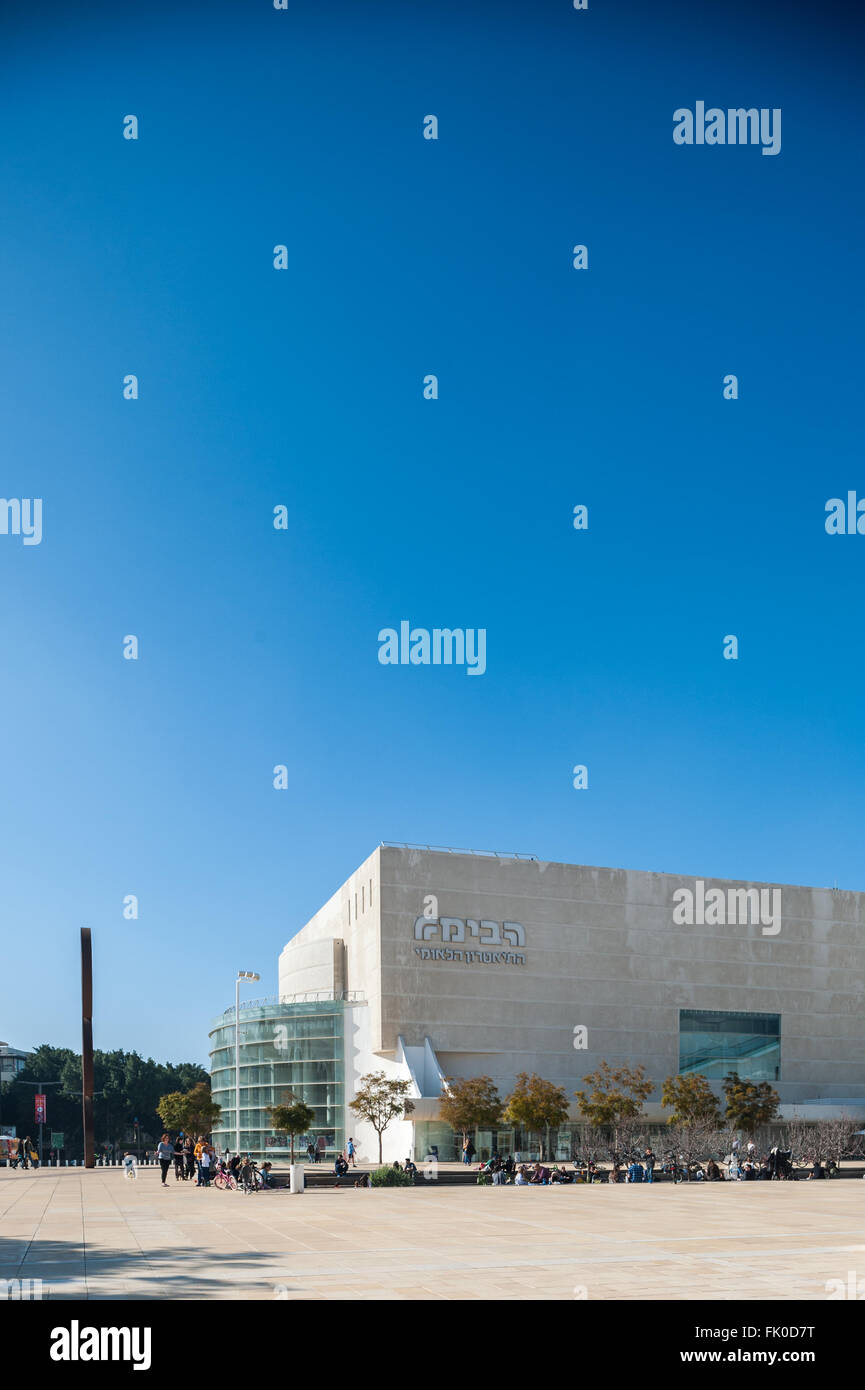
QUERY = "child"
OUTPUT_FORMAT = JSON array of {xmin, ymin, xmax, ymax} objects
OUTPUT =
[{"xmin": 122, "ymin": 1151, "xmax": 137, "ymax": 1181}]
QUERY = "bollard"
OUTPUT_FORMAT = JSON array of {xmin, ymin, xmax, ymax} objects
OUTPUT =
[{"xmin": 289, "ymin": 1164, "xmax": 305, "ymax": 1194}]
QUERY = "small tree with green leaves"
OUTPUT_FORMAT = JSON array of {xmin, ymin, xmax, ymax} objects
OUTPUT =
[
  {"xmin": 157, "ymin": 1082, "xmax": 221, "ymax": 1139},
  {"xmin": 722, "ymin": 1072, "xmax": 780, "ymax": 1135},
  {"xmin": 267, "ymin": 1094, "xmax": 316, "ymax": 1164},
  {"xmin": 437, "ymin": 1076, "xmax": 503, "ymax": 1150},
  {"xmin": 575, "ymin": 1062, "xmax": 654, "ymax": 1153},
  {"xmin": 661, "ymin": 1072, "xmax": 721, "ymax": 1128},
  {"xmin": 155, "ymin": 1091, "xmax": 187, "ymax": 1134},
  {"xmin": 348, "ymin": 1072, "xmax": 415, "ymax": 1164},
  {"xmin": 503, "ymin": 1073, "xmax": 570, "ymax": 1161}
]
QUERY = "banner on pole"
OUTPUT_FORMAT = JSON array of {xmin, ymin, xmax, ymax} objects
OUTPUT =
[{"xmin": 35, "ymin": 1094, "xmax": 47, "ymax": 1125}]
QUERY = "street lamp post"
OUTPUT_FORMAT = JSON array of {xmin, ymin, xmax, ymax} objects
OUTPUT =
[
  {"xmin": 17, "ymin": 1081, "xmax": 62, "ymax": 1167},
  {"xmin": 235, "ymin": 971, "xmax": 260, "ymax": 1155}
]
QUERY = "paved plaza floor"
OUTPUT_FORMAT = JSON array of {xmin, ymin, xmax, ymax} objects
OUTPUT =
[{"xmin": 1, "ymin": 1166, "xmax": 863, "ymax": 1301}]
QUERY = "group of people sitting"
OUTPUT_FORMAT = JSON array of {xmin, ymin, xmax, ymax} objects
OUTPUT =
[
  {"xmin": 477, "ymin": 1155, "xmax": 601, "ymax": 1185},
  {"xmin": 332, "ymin": 1158, "xmax": 419, "ymax": 1188},
  {"xmin": 471, "ymin": 1140, "xmax": 843, "ymax": 1186}
]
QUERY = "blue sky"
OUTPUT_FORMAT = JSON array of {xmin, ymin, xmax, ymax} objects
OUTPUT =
[{"xmin": 1, "ymin": 0, "xmax": 863, "ymax": 1067}]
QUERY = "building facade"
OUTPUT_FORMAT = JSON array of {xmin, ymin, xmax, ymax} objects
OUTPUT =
[
  {"xmin": 0, "ymin": 1042, "xmax": 31, "ymax": 1085},
  {"xmin": 208, "ymin": 995, "xmax": 353, "ymax": 1161},
  {"xmin": 212, "ymin": 845, "xmax": 865, "ymax": 1162}
]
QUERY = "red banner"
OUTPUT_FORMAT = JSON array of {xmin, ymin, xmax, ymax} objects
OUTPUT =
[{"xmin": 34, "ymin": 1094, "xmax": 46, "ymax": 1125}]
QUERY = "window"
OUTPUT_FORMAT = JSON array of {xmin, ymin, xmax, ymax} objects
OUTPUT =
[{"xmin": 679, "ymin": 1009, "xmax": 780, "ymax": 1082}]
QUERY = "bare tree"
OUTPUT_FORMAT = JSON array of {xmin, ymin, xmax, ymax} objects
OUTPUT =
[
  {"xmin": 782, "ymin": 1116, "xmax": 813, "ymax": 1165},
  {"xmin": 613, "ymin": 1113, "xmax": 651, "ymax": 1159},
  {"xmin": 813, "ymin": 1115, "xmax": 857, "ymax": 1168},
  {"xmin": 664, "ymin": 1119, "xmax": 725, "ymax": 1179}
]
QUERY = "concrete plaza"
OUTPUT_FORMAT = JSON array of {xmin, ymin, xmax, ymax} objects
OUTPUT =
[{"xmin": 1, "ymin": 1166, "xmax": 862, "ymax": 1301}]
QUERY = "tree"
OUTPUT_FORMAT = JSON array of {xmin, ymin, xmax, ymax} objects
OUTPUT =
[
  {"xmin": 268, "ymin": 1094, "xmax": 316, "ymax": 1164},
  {"xmin": 156, "ymin": 1082, "xmax": 221, "ymax": 1139},
  {"xmin": 661, "ymin": 1073, "xmax": 721, "ymax": 1128},
  {"xmin": 348, "ymin": 1072, "xmax": 415, "ymax": 1164},
  {"xmin": 1, "ymin": 1044, "xmax": 208, "ymax": 1158},
  {"xmin": 610, "ymin": 1112, "xmax": 652, "ymax": 1161},
  {"xmin": 155, "ymin": 1092, "xmax": 188, "ymax": 1133},
  {"xmin": 437, "ymin": 1076, "xmax": 503, "ymax": 1146},
  {"xmin": 575, "ymin": 1062, "xmax": 654, "ymax": 1152},
  {"xmin": 722, "ymin": 1072, "xmax": 780, "ymax": 1135},
  {"xmin": 782, "ymin": 1115, "xmax": 812, "ymax": 1165},
  {"xmin": 503, "ymin": 1073, "xmax": 570, "ymax": 1161},
  {"xmin": 802, "ymin": 1115, "xmax": 858, "ymax": 1168},
  {"xmin": 664, "ymin": 1121, "xmax": 726, "ymax": 1180}
]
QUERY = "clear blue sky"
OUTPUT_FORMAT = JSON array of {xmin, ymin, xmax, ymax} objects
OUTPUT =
[{"xmin": 1, "ymin": 0, "xmax": 863, "ymax": 1068}]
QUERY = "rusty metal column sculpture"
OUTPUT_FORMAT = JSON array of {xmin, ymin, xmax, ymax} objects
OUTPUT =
[{"xmin": 81, "ymin": 927, "xmax": 95, "ymax": 1169}]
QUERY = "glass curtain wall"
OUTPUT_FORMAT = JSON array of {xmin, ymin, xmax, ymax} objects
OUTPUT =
[
  {"xmin": 209, "ymin": 999, "xmax": 345, "ymax": 1161},
  {"xmin": 679, "ymin": 1009, "xmax": 781, "ymax": 1082}
]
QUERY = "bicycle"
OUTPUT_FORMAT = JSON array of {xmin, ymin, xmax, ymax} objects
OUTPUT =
[{"xmin": 213, "ymin": 1170, "xmax": 238, "ymax": 1191}]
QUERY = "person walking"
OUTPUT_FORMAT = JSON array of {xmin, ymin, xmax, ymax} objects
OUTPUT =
[
  {"xmin": 306, "ymin": 1140, "xmax": 315, "ymax": 1164},
  {"xmin": 316, "ymin": 1135, "xmax": 326, "ymax": 1164},
  {"xmin": 199, "ymin": 1144, "xmax": 213, "ymax": 1187},
  {"xmin": 19, "ymin": 1138, "xmax": 32, "ymax": 1171},
  {"xmin": 156, "ymin": 1135, "xmax": 173, "ymax": 1186},
  {"xmin": 173, "ymin": 1135, "xmax": 185, "ymax": 1181},
  {"xmin": 193, "ymin": 1136, "xmax": 205, "ymax": 1185},
  {"xmin": 183, "ymin": 1136, "xmax": 195, "ymax": 1180},
  {"xmin": 346, "ymin": 1137, "xmax": 356, "ymax": 1168},
  {"xmin": 644, "ymin": 1148, "xmax": 656, "ymax": 1184}
]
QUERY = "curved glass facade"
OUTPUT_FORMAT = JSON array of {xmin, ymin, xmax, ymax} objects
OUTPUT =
[{"xmin": 209, "ymin": 997, "xmax": 346, "ymax": 1161}]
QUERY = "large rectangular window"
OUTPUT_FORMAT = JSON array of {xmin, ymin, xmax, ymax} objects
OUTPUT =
[{"xmin": 679, "ymin": 1009, "xmax": 780, "ymax": 1082}]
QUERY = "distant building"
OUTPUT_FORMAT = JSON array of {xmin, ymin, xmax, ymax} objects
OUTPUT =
[
  {"xmin": 210, "ymin": 845, "xmax": 865, "ymax": 1162},
  {"xmin": 0, "ymin": 1042, "xmax": 31, "ymax": 1083}
]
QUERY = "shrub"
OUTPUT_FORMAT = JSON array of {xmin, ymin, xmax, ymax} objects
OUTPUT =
[{"xmin": 369, "ymin": 1165, "xmax": 415, "ymax": 1187}]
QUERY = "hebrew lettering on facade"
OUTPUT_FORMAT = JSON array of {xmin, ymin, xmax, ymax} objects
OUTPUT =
[
  {"xmin": 478, "ymin": 920, "xmax": 503, "ymax": 945},
  {"xmin": 414, "ymin": 915, "xmax": 438, "ymax": 941},
  {"xmin": 440, "ymin": 917, "xmax": 465, "ymax": 943},
  {"xmin": 414, "ymin": 917, "xmax": 526, "ymax": 954}
]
